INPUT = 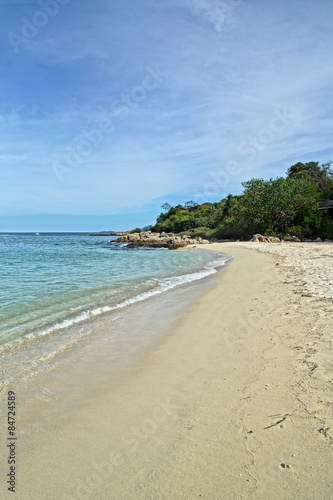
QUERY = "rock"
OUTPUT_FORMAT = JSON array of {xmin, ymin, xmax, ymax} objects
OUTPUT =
[
  {"xmin": 110, "ymin": 231, "xmax": 130, "ymax": 236},
  {"xmin": 127, "ymin": 241, "xmax": 169, "ymax": 249},
  {"xmin": 169, "ymin": 241, "xmax": 188, "ymax": 249},
  {"xmin": 314, "ymin": 237, "xmax": 322, "ymax": 242},
  {"xmin": 251, "ymin": 234, "xmax": 280, "ymax": 243},
  {"xmin": 128, "ymin": 233, "xmax": 140, "ymax": 241},
  {"xmin": 140, "ymin": 232, "xmax": 151, "ymax": 240},
  {"xmin": 114, "ymin": 231, "xmax": 212, "ymax": 249},
  {"xmin": 252, "ymin": 234, "xmax": 267, "ymax": 242}
]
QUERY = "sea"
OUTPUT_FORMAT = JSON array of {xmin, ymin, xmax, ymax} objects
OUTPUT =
[{"xmin": 0, "ymin": 233, "xmax": 231, "ymax": 384}]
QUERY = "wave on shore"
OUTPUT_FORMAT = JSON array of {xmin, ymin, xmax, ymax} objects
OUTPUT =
[{"xmin": 0, "ymin": 232, "xmax": 232, "ymax": 355}]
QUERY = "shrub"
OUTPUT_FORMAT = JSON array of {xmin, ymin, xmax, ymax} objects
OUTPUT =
[{"xmin": 211, "ymin": 218, "xmax": 247, "ymax": 240}]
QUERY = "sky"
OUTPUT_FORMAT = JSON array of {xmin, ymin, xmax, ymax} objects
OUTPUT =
[{"xmin": 0, "ymin": 0, "xmax": 332, "ymax": 231}]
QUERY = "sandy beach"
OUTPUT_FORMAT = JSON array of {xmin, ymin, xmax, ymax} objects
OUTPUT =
[{"xmin": 1, "ymin": 242, "xmax": 332, "ymax": 499}]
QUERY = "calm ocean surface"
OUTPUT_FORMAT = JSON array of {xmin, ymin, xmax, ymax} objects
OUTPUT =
[{"xmin": 0, "ymin": 233, "xmax": 230, "ymax": 352}]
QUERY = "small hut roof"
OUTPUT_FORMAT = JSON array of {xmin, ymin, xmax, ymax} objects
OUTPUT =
[{"xmin": 318, "ymin": 200, "xmax": 333, "ymax": 210}]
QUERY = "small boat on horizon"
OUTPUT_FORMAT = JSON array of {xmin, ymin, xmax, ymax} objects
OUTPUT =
[{"xmin": 35, "ymin": 232, "xmax": 40, "ymax": 235}]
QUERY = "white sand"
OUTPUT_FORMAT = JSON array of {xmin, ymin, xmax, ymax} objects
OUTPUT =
[{"xmin": 214, "ymin": 241, "xmax": 333, "ymax": 299}]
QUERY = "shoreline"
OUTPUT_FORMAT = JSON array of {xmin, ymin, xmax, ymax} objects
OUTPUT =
[
  {"xmin": 0, "ymin": 247, "xmax": 231, "ymax": 391},
  {"xmin": 1, "ymin": 243, "xmax": 332, "ymax": 499}
]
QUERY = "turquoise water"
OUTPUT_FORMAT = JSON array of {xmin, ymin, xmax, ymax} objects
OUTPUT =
[{"xmin": 0, "ymin": 233, "xmax": 230, "ymax": 351}]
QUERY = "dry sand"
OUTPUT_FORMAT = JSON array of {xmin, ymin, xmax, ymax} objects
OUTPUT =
[{"xmin": 1, "ymin": 242, "xmax": 332, "ymax": 499}]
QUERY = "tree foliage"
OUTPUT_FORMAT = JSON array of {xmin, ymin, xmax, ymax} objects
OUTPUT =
[
  {"xmin": 150, "ymin": 160, "xmax": 333, "ymax": 239},
  {"xmin": 241, "ymin": 177, "xmax": 317, "ymax": 233},
  {"xmin": 286, "ymin": 161, "xmax": 333, "ymax": 198}
]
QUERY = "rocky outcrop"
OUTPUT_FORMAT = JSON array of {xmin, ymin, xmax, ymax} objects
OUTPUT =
[
  {"xmin": 251, "ymin": 234, "xmax": 281, "ymax": 243},
  {"xmin": 113, "ymin": 231, "xmax": 210, "ymax": 249},
  {"xmin": 109, "ymin": 231, "xmax": 130, "ymax": 236},
  {"xmin": 250, "ymin": 234, "xmax": 327, "ymax": 243},
  {"xmin": 90, "ymin": 232, "xmax": 130, "ymax": 236}
]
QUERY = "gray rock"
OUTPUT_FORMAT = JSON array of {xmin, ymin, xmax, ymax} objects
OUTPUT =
[
  {"xmin": 267, "ymin": 236, "xmax": 280, "ymax": 243},
  {"xmin": 128, "ymin": 233, "xmax": 140, "ymax": 241},
  {"xmin": 115, "ymin": 231, "xmax": 212, "ymax": 249}
]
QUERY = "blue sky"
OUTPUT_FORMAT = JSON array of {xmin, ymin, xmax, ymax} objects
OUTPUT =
[{"xmin": 0, "ymin": 0, "xmax": 332, "ymax": 231}]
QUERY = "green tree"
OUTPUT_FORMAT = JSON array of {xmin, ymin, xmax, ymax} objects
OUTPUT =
[
  {"xmin": 286, "ymin": 161, "xmax": 321, "ymax": 181},
  {"xmin": 286, "ymin": 161, "xmax": 333, "ymax": 198},
  {"xmin": 184, "ymin": 200, "xmax": 199, "ymax": 210},
  {"xmin": 241, "ymin": 177, "xmax": 316, "ymax": 234},
  {"xmin": 161, "ymin": 203, "xmax": 172, "ymax": 212}
]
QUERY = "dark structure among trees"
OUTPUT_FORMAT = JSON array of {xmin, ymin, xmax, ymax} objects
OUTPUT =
[{"xmin": 318, "ymin": 200, "xmax": 333, "ymax": 219}]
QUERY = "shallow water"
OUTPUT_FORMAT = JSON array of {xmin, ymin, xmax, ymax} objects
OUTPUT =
[
  {"xmin": 0, "ymin": 233, "xmax": 231, "ymax": 387},
  {"xmin": 0, "ymin": 233, "xmax": 230, "ymax": 350}
]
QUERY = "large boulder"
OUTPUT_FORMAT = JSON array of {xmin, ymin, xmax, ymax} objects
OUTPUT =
[
  {"xmin": 251, "ymin": 234, "xmax": 280, "ymax": 243},
  {"xmin": 252, "ymin": 234, "xmax": 266, "ymax": 242},
  {"xmin": 128, "ymin": 233, "xmax": 141, "ymax": 241}
]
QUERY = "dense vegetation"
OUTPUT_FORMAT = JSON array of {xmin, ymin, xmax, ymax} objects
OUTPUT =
[{"xmin": 150, "ymin": 162, "xmax": 333, "ymax": 240}]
